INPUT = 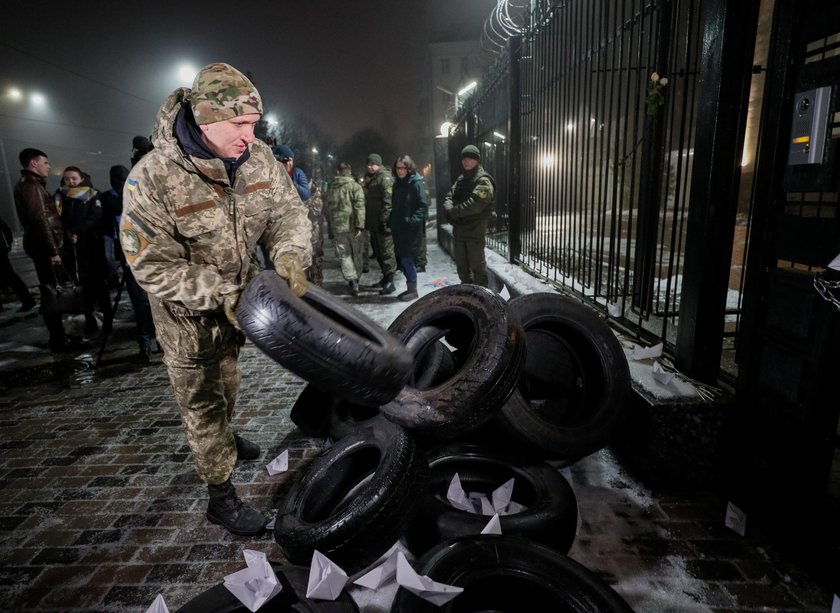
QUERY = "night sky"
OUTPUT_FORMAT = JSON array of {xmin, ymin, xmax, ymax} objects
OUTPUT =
[{"xmin": 0, "ymin": 0, "xmax": 496, "ymax": 194}]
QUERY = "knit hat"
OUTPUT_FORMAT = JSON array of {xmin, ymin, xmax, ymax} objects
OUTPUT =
[
  {"xmin": 275, "ymin": 145, "xmax": 294, "ymax": 160},
  {"xmin": 366, "ymin": 153, "xmax": 383, "ymax": 166},
  {"xmin": 461, "ymin": 145, "xmax": 481, "ymax": 161},
  {"xmin": 190, "ymin": 63, "xmax": 263, "ymax": 125}
]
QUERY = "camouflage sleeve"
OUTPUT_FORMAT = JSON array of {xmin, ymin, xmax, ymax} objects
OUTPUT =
[
  {"xmin": 352, "ymin": 182, "xmax": 366, "ymax": 231},
  {"xmin": 120, "ymin": 164, "xmax": 229, "ymax": 311},
  {"xmin": 447, "ymin": 176, "xmax": 495, "ymax": 221},
  {"xmin": 380, "ymin": 173, "xmax": 393, "ymax": 226},
  {"xmin": 264, "ymin": 158, "xmax": 313, "ymax": 268}
]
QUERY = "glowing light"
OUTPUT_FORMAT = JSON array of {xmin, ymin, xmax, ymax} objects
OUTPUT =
[
  {"xmin": 565, "ymin": 122, "xmax": 576, "ymax": 132},
  {"xmin": 178, "ymin": 65, "xmax": 198, "ymax": 85},
  {"xmin": 311, "ymin": 147, "xmax": 319, "ymax": 154},
  {"xmin": 457, "ymin": 81, "xmax": 477, "ymax": 96},
  {"xmin": 493, "ymin": 131, "xmax": 506, "ymax": 140},
  {"xmin": 265, "ymin": 114, "xmax": 278, "ymax": 125},
  {"xmin": 541, "ymin": 154, "xmax": 556, "ymax": 167},
  {"xmin": 8, "ymin": 88, "xmax": 22, "ymax": 100},
  {"xmin": 30, "ymin": 92, "xmax": 46, "ymax": 106},
  {"xmin": 440, "ymin": 122, "xmax": 453, "ymax": 136}
]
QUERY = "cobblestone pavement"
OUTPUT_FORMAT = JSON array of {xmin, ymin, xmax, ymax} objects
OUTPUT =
[{"xmin": 0, "ymin": 229, "xmax": 835, "ymax": 612}]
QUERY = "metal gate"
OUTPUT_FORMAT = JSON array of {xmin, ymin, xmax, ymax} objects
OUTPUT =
[{"xmin": 732, "ymin": 0, "xmax": 840, "ymax": 587}]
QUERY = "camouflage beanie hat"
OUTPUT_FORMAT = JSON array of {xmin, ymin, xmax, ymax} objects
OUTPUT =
[{"xmin": 190, "ymin": 63, "xmax": 263, "ymax": 125}]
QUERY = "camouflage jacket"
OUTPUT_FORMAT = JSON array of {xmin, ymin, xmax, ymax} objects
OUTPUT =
[
  {"xmin": 443, "ymin": 166, "xmax": 496, "ymax": 239},
  {"xmin": 120, "ymin": 87, "xmax": 311, "ymax": 313},
  {"xmin": 325, "ymin": 174, "xmax": 365, "ymax": 234},
  {"xmin": 362, "ymin": 167, "xmax": 393, "ymax": 232}
]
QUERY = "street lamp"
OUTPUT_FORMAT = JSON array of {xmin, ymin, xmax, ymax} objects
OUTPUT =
[
  {"xmin": 7, "ymin": 88, "xmax": 22, "ymax": 100},
  {"xmin": 29, "ymin": 92, "xmax": 46, "ymax": 106},
  {"xmin": 178, "ymin": 64, "xmax": 198, "ymax": 86}
]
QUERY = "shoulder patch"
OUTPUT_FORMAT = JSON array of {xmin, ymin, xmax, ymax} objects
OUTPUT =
[
  {"xmin": 119, "ymin": 225, "xmax": 149, "ymax": 263},
  {"xmin": 126, "ymin": 178, "xmax": 138, "ymax": 192},
  {"xmin": 386, "ymin": 185, "xmax": 393, "ymax": 195}
]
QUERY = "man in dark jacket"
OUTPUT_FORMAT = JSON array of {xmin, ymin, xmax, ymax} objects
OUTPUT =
[
  {"xmin": 13, "ymin": 148, "xmax": 86, "ymax": 352},
  {"xmin": 443, "ymin": 145, "xmax": 495, "ymax": 287}
]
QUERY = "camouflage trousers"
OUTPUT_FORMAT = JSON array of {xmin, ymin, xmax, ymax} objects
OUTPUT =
[
  {"xmin": 333, "ymin": 231, "xmax": 364, "ymax": 281},
  {"xmin": 369, "ymin": 229, "xmax": 396, "ymax": 277},
  {"xmin": 150, "ymin": 297, "xmax": 244, "ymax": 485},
  {"xmin": 453, "ymin": 235, "xmax": 489, "ymax": 287},
  {"xmin": 306, "ymin": 254, "xmax": 324, "ymax": 286}
]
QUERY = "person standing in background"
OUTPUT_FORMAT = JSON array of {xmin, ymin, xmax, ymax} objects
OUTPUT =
[
  {"xmin": 442, "ymin": 145, "xmax": 495, "ymax": 287},
  {"xmin": 55, "ymin": 166, "xmax": 113, "ymax": 336},
  {"xmin": 389, "ymin": 155, "xmax": 427, "ymax": 301},
  {"xmin": 13, "ymin": 148, "xmax": 86, "ymax": 352},
  {"xmin": 363, "ymin": 153, "xmax": 396, "ymax": 294},
  {"xmin": 325, "ymin": 161, "xmax": 366, "ymax": 296}
]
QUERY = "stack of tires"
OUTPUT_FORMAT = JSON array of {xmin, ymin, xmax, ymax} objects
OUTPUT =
[{"xmin": 231, "ymin": 272, "xmax": 631, "ymax": 611}]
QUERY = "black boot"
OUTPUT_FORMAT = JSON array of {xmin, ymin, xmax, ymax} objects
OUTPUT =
[
  {"xmin": 398, "ymin": 283, "xmax": 418, "ymax": 301},
  {"xmin": 379, "ymin": 274, "xmax": 396, "ymax": 295},
  {"xmin": 206, "ymin": 479, "xmax": 268, "ymax": 535},
  {"xmin": 349, "ymin": 280, "xmax": 360, "ymax": 296},
  {"xmin": 234, "ymin": 433, "xmax": 260, "ymax": 460}
]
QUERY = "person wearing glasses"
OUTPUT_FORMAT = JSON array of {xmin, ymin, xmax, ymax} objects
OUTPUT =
[{"xmin": 389, "ymin": 155, "xmax": 428, "ymax": 301}]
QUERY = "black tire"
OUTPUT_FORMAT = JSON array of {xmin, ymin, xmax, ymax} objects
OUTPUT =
[
  {"xmin": 496, "ymin": 292, "xmax": 630, "ymax": 460},
  {"xmin": 237, "ymin": 271, "xmax": 413, "ymax": 406},
  {"xmin": 380, "ymin": 285, "xmax": 525, "ymax": 439},
  {"xmin": 288, "ymin": 383, "xmax": 338, "ymax": 437},
  {"xmin": 174, "ymin": 564, "xmax": 359, "ymax": 612},
  {"xmin": 291, "ymin": 333, "xmax": 461, "ymax": 441},
  {"xmin": 403, "ymin": 443, "xmax": 577, "ymax": 556},
  {"xmin": 274, "ymin": 418, "xmax": 428, "ymax": 573},
  {"xmin": 392, "ymin": 534, "xmax": 633, "ymax": 612}
]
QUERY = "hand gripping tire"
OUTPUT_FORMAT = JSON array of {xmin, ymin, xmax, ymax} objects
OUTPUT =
[
  {"xmin": 392, "ymin": 534, "xmax": 633, "ymax": 612},
  {"xmin": 495, "ymin": 292, "xmax": 630, "ymax": 460},
  {"xmin": 237, "ymin": 271, "xmax": 413, "ymax": 407},
  {"xmin": 174, "ymin": 564, "xmax": 359, "ymax": 612},
  {"xmin": 403, "ymin": 443, "xmax": 578, "ymax": 556},
  {"xmin": 290, "ymin": 335, "xmax": 459, "ymax": 441},
  {"xmin": 380, "ymin": 285, "xmax": 525, "ymax": 439},
  {"xmin": 274, "ymin": 418, "xmax": 428, "ymax": 573}
]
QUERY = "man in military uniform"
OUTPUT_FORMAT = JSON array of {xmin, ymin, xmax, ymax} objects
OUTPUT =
[
  {"xmin": 443, "ymin": 145, "xmax": 495, "ymax": 287},
  {"xmin": 120, "ymin": 63, "xmax": 311, "ymax": 536},
  {"xmin": 362, "ymin": 153, "xmax": 397, "ymax": 294},
  {"xmin": 325, "ymin": 161, "xmax": 366, "ymax": 295}
]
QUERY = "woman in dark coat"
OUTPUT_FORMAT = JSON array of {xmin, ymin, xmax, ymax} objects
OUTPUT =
[
  {"xmin": 55, "ymin": 166, "xmax": 112, "ymax": 334},
  {"xmin": 389, "ymin": 154, "xmax": 428, "ymax": 301}
]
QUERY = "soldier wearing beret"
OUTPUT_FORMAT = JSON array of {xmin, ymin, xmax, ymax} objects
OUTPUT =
[
  {"xmin": 443, "ymin": 144, "xmax": 495, "ymax": 287},
  {"xmin": 120, "ymin": 62, "xmax": 311, "ymax": 535}
]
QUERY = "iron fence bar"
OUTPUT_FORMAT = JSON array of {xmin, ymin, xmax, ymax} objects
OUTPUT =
[
  {"xmin": 675, "ymin": 0, "xmax": 761, "ymax": 381},
  {"xmin": 509, "ymin": 35, "xmax": 523, "ymax": 263}
]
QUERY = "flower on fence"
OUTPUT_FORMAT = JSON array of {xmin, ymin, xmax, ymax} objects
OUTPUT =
[{"xmin": 645, "ymin": 71, "xmax": 669, "ymax": 117}]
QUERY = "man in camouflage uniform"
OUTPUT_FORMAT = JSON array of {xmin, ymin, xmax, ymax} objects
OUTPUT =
[
  {"xmin": 443, "ymin": 144, "xmax": 495, "ymax": 287},
  {"xmin": 325, "ymin": 162, "xmax": 365, "ymax": 295},
  {"xmin": 362, "ymin": 153, "xmax": 397, "ymax": 294},
  {"xmin": 120, "ymin": 63, "xmax": 311, "ymax": 536}
]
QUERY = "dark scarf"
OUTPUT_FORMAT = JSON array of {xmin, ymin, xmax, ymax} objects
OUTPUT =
[{"xmin": 173, "ymin": 104, "xmax": 250, "ymax": 184}]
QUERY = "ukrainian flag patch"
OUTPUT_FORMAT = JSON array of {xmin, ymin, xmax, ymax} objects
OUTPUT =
[{"xmin": 127, "ymin": 179, "xmax": 138, "ymax": 191}]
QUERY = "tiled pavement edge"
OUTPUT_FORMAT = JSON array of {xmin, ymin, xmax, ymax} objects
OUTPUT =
[{"xmin": 0, "ymin": 229, "xmax": 835, "ymax": 612}]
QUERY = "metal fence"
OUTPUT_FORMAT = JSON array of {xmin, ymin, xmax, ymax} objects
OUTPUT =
[{"xmin": 452, "ymin": 0, "xmax": 705, "ymax": 351}]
